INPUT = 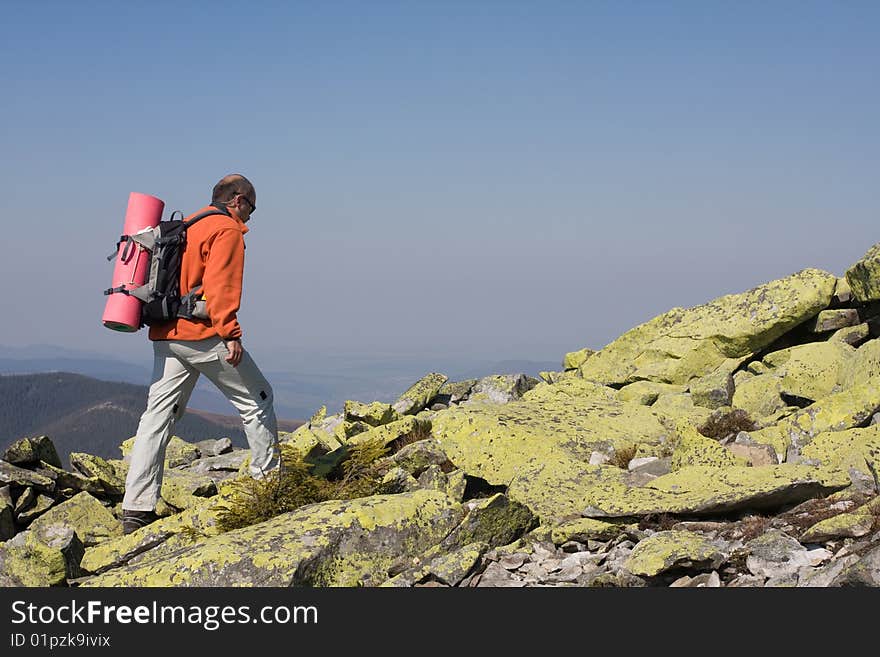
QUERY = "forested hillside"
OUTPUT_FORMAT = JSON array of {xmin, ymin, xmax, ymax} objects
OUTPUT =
[{"xmin": 0, "ymin": 372, "xmax": 269, "ymax": 465}]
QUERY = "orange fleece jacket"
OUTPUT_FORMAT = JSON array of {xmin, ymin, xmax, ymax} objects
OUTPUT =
[{"xmin": 148, "ymin": 206, "xmax": 249, "ymax": 342}]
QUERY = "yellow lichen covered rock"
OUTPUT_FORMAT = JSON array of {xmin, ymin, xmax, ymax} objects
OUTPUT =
[
  {"xmin": 563, "ymin": 347, "xmax": 594, "ymax": 370},
  {"xmin": 799, "ymin": 425, "xmax": 880, "ymax": 481},
  {"xmin": 160, "ymin": 470, "xmax": 218, "ymax": 510},
  {"xmin": 549, "ymin": 517, "xmax": 634, "ymax": 545},
  {"xmin": 740, "ymin": 426, "xmax": 789, "ymax": 463},
  {"xmin": 776, "ymin": 341, "xmax": 855, "ymax": 402},
  {"xmin": 800, "ymin": 507, "xmax": 875, "ymax": 543},
  {"xmin": 522, "ymin": 378, "xmax": 619, "ymax": 403},
  {"xmin": 81, "ymin": 490, "xmax": 463, "ymax": 586},
  {"xmin": 618, "ymin": 381, "xmax": 686, "ymax": 405},
  {"xmin": 845, "ymin": 242, "xmax": 880, "ymax": 302},
  {"xmin": 688, "ymin": 358, "xmax": 746, "ymax": 410},
  {"xmin": 343, "ymin": 400, "xmax": 398, "ymax": 426},
  {"xmin": 81, "ymin": 498, "xmax": 223, "ymax": 575},
  {"xmin": 578, "ymin": 269, "xmax": 837, "ymax": 386},
  {"xmin": 776, "ymin": 379, "xmax": 880, "ymax": 456},
  {"xmin": 845, "ymin": 338, "xmax": 880, "ymax": 388},
  {"xmin": 120, "ymin": 435, "xmax": 200, "ymax": 468},
  {"xmin": 581, "ymin": 464, "xmax": 850, "ymax": 518},
  {"xmin": 624, "ymin": 530, "xmax": 726, "ymax": 577},
  {"xmin": 650, "ymin": 393, "xmax": 714, "ymax": 427},
  {"xmin": 669, "ymin": 423, "xmax": 743, "ymax": 471},
  {"xmin": 732, "ymin": 372, "xmax": 788, "ymax": 424},
  {"xmin": 28, "ymin": 491, "xmax": 121, "ymax": 547},
  {"xmin": 69, "ymin": 453, "xmax": 126, "ymax": 497},
  {"xmin": 0, "ymin": 530, "xmax": 68, "ymax": 586},
  {"xmin": 392, "ymin": 373, "xmax": 448, "ymax": 415}
]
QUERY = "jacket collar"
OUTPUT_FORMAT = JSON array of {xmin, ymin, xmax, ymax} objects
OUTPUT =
[{"xmin": 197, "ymin": 205, "xmax": 249, "ymax": 235}]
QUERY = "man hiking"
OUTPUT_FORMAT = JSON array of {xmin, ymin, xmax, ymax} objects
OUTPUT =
[{"xmin": 121, "ymin": 173, "xmax": 280, "ymax": 535}]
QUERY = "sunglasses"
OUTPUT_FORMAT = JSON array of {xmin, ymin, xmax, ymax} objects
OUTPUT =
[{"xmin": 240, "ymin": 195, "xmax": 256, "ymax": 213}]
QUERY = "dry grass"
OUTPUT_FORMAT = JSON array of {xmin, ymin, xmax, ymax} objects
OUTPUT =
[
  {"xmin": 638, "ymin": 513, "xmax": 678, "ymax": 531},
  {"xmin": 216, "ymin": 438, "xmax": 390, "ymax": 533},
  {"xmin": 735, "ymin": 514, "xmax": 770, "ymax": 541},
  {"xmin": 387, "ymin": 420, "xmax": 434, "ymax": 452},
  {"xmin": 609, "ymin": 444, "xmax": 638, "ymax": 469},
  {"xmin": 698, "ymin": 409, "xmax": 758, "ymax": 441}
]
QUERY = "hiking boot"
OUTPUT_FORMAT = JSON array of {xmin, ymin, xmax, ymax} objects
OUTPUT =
[{"xmin": 121, "ymin": 509, "xmax": 159, "ymax": 535}]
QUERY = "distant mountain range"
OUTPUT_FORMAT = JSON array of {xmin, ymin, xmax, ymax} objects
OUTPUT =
[
  {"xmin": 0, "ymin": 344, "xmax": 562, "ymax": 420},
  {"xmin": 0, "ymin": 372, "xmax": 303, "ymax": 467}
]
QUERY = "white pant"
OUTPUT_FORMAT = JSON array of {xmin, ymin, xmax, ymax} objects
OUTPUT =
[{"xmin": 122, "ymin": 337, "xmax": 279, "ymax": 511}]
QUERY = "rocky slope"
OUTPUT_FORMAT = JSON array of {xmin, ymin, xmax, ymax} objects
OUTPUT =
[{"xmin": 4, "ymin": 248, "xmax": 880, "ymax": 587}]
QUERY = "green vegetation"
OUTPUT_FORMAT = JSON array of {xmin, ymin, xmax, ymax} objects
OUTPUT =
[{"xmin": 216, "ymin": 439, "xmax": 391, "ymax": 533}]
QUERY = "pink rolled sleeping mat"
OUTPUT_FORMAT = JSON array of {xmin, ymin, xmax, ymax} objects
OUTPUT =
[{"xmin": 102, "ymin": 192, "xmax": 164, "ymax": 331}]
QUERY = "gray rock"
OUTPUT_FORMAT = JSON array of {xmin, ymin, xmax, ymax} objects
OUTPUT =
[
  {"xmin": 498, "ymin": 553, "xmax": 527, "ymax": 570},
  {"xmin": 0, "ymin": 496, "xmax": 14, "ymax": 541},
  {"xmin": 670, "ymin": 571, "xmax": 721, "ymax": 587},
  {"xmin": 188, "ymin": 450, "xmax": 249, "ymax": 473},
  {"xmin": 14, "ymin": 486, "xmax": 36, "ymax": 516},
  {"xmin": 806, "ymin": 309, "xmax": 860, "ymax": 333},
  {"xmin": 474, "ymin": 561, "xmax": 527, "ymax": 587},
  {"xmin": 765, "ymin": 572, "xmax": 800, "ymax": 587},
  {"xmin": 30, "ymin": 523, "xmax": 85, "ymax": 580},
  {"xmin": 798, "ymin": 555, "xmax": 861, "ymax": 587},
  {"xmin": 16, "ymin": 493, "xmax": 54, "ymax": 524},
  {"xmin": 465, "ymin": 374, "xmax": 540, "ymax": 405},
  {"xmin": 195, "ymin": 437, "xmax": 233, "ymax": 457},
  {"xmin": 438, "ymin": 379, "xmax": 477, "ymax": 403},
  {"xmin": 628, "ymin": 456, "xmax": 672, "ymax": 477},
  {"xmin": 745, "ymin": 529, "xmax": 813, "ymax": 579},
  {"xmin": 392, "ymin": 373, "xmax": 448, "ymax": 415},
  {"xmin": 829, "ymin": 543, "xmax": 880, "ymax": 586},
  {"xmin": 387, "ymin": 439, "xmax": 451, "ymax": 476},
  {"xmin": 726, "ymin": 574, "xmax": 766, "ymax": 587},
  {"xmin": 0, "ymin": 461, "xmax": 55, "ymax": 493}
]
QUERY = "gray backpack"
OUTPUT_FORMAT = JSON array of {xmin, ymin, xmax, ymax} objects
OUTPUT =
[{"xmin": 103, "ymin": 207, "xmax": 227, "ymax": 328}]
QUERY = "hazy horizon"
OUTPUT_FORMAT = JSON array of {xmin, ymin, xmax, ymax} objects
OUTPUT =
[{"xmin": 2, "ymin": 2, "xmax": 877, "ymax": 369}]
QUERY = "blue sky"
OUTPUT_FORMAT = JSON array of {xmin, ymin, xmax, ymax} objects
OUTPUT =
[{"xmin": 1, "ymin": 1, "xmax": 878, "ymax": 371}]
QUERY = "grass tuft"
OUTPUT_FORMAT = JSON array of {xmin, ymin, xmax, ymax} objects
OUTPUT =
[
  {"xmin": 216, "ymin": 439, "xmax": 390, "ymax": 533},
  {"xmin": 698, "ymin": 408, "xmax": 758, "ymax": 441}
]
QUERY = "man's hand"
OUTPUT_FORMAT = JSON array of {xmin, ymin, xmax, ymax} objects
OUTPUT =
[{"xmin": 225, "ymin": 339, "xmax": 243, "ymax": 367}]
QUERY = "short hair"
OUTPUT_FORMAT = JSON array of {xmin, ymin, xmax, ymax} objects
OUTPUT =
[{"xmin": 211, "ymin": 174, "xmax": 255, "ymax": 205}]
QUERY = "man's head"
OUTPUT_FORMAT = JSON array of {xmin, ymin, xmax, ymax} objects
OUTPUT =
[{"xmin": 211, "ymin": 174, "xmax": 256, "ymax": 223}]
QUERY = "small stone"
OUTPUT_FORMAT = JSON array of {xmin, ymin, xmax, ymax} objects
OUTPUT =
[{"xmin": 498, "ymin": 553, "xmax": 527, "ymax": 570}]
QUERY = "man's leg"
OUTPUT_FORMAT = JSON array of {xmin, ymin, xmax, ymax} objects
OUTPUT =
[
  {"xmin": 190, "ymin": 339, "xmax": 280, "ymax": 479},
  {"xmin": 122, "ymin": 341, "xmax": 200, "ymax": 512}
]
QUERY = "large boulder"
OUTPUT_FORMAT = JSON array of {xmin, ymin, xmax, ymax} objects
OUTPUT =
[
  {"xmin": 28, "ymin": 491, "xmax": 121, "ymax": 546},
  {"xmin": 578, "ymin": 269, "xmax": 837, "ymax": 386},
  {"xmin": 624, "ymin": 530, "xmax": 728, "ymax": 577},
  {"xmin": 69, "ymin": 453, "xmax": 127, "ymax": 497},
  {"xmin": 121, "ymin": 435, "xmax": 201, "ymax": 468},
  {"xmin": 433, "ymin": 397, "xmax": 670, "ymax": 486},
  {"xmin": 799, "ymin": 425, "xmax": 880, "ymax": 482},
  {"xmin": 343, "ymin": 400, "xmax": 399, "ymax": 427},
  {"xmin": 2, "ymin": 436, "xmax": 62, "ymax": 469},
  {"xmin": 0, "ymin": 531, "xmax": 68, "ymax": 586},
  {"xmin": 845, "ymin": 242, "xmax": 880, "ymax": 303},
  {"xmin": 776, "ymin": 379, "xmax": 880, "ymax": 459},
  {"xmin": 392, "ymin": 373, "xmax": 448, "ymax": 415},
  {"xmin": 774, "ymin": 341, "xmax": 856, "ymax": 402},
  {"xmin": 0, "ymin": 461, "xmax": 55, "ymax": 493},
  {"xmin": 82, "ymin": 490, "xmax": 464, "ymax": 586},
  {"xmin": 580, "ymin": 464, "xmax": 850, "ymax": 518},
  {"xmin": 464, "ymin": 374, "xmax": 540, "ymax": 405}
]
